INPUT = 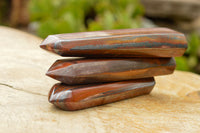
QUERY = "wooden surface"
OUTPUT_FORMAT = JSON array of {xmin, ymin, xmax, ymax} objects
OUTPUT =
[{"xmin": 0, "ymin": 26, "xmax": 200, "ymax": 133}]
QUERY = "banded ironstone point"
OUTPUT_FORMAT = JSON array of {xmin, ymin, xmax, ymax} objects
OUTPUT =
[
  {"xmin": 48, "ymin": 78, "xmax": 155, "ymax": 111},
  {"xmin": 46, "ymin": 58, "xmax": 175, "ymax": 85},
  {"xmin": 40, "ymin": 28, "xmax": 187, "ymax": 57}
]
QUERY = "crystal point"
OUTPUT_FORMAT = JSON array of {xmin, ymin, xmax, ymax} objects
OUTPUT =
[
  {"xmin": 46, "ymin": 58, "xmax": 176, "ymax": 85},
  {"xmin": 40, "ymin": 35, "xmax": 60, "ymax": 53},
  {"xmin": 40, "ymin": 28, "xmax": 187, "ymax": 57},
  {"xmin": 48, "ymin": 78, "xmax": 155, "ymax": 111}
]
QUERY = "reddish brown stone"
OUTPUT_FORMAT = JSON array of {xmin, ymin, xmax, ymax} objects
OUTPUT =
[
  {"xmin": 48, "ymin": 78, "xmax": 155, "ymax": 111},
  {"xmin": 46, "ymin": 58, "xmax": 175, "ymax": 85},
  {"xmin": 40, "ymin": 28, "xmax": 187, "ymax": 57}
]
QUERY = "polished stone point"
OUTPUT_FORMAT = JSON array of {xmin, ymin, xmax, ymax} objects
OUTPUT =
[
  {"xmin": 46, "ymin": 58, "xmax": 175, "ymax": 85},
  {"xmin": 40, "ymin": 28, "xmax": 187, "ymax": 57},
  {"xmin": 48, "ymin": 78, "xmax": 155, "ymax": 111}
]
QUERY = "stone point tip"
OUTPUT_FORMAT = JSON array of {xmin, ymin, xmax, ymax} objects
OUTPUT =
[{"xmin": 40, "ymin": 35, "xmax": 60, "ymax": 50}]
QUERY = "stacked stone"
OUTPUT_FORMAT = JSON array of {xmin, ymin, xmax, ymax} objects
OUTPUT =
[{"xmin": 40, "ymin": 28, "xmax": 187, "ymax": 111}]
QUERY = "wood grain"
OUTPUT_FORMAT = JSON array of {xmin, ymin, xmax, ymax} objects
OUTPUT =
[
  {"xmin": 40, "ymin": 28, "xmax": 187, "ymax": 57},
  {"xmin": 0, "ymin": 26, "xmax": 200, "ymax": 133}
]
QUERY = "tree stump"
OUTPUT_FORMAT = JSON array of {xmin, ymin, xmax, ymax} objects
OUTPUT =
[{"xmin": 0, "ymin": 26, "xmax": 200, "ymax": 133}]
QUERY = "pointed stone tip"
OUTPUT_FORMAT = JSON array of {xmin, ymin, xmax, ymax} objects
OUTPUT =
[
  {"xmin": 46, "ymin": 70, "xmax": 54, "ymax": 78},
  {"xmin": 40, "ymin": 35, "xmax": 59, "ymax": 51},
  {"xmin": 40, "ymin": 43, "xmax": 46, "ymax": 49},
  {"xmin": 48, "ymin": 94, "xmax": 52, "ymax": 103},
  {"xmin": 46, "ymin": 70, "xmax": 62, "ymax": 81},
  {"xmin": 48, "ymin": 84, "xmax": 60, "ymax": 103},
  {"xmin": 48, "ymin": 94, "xmax": 57, "ymax": 104},
  {"xmin": 48, "ymin": 95, "xmax": 53, "ymax": 103}
]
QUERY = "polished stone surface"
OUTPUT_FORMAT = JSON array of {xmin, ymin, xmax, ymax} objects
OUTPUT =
[
  {"xmin": 40, "ymin": 28, "xmax": 187, "ymax": 57},
  {"xmin": 48, "ymin": 78, "xmax": 155, "ymax": 111},
  {"xmin": 46, "ymin": 58, "xmax": 175, "ymax": 85}
]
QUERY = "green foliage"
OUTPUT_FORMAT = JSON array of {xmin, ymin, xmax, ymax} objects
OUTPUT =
[
  {"xmin": 29, "ymin": 0, "xmax": 144, "ymax": 38},
  {"xmin": 175, "ymin": 33, "xmax": 200, "ymax": 72},
  {"xmin": 175, "ymin": 56, "xmax": 190, "ymax": 71}
]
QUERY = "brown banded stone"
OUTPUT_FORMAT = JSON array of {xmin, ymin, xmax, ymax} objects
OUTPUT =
[
  {"xmin": 46, "ymin": 58, "xmax": 175, "ymax": 85},
  {"xmin": 48, "ymin": 78, "xmax": 155, "ymax": 111},
  {"xmin": 40, "ymin": 28, "xmax": 187, "ymax": 57}
]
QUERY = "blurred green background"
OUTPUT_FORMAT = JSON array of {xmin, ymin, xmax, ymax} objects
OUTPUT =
[{"xmin": 0, "ymin": 0, "xmax": 200, "ymax": 74}]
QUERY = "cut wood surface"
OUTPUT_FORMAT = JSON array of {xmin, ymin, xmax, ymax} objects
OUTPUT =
[{"xmin": 0, "ymin": 26, "xmax": 200, "ymax": 133}]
